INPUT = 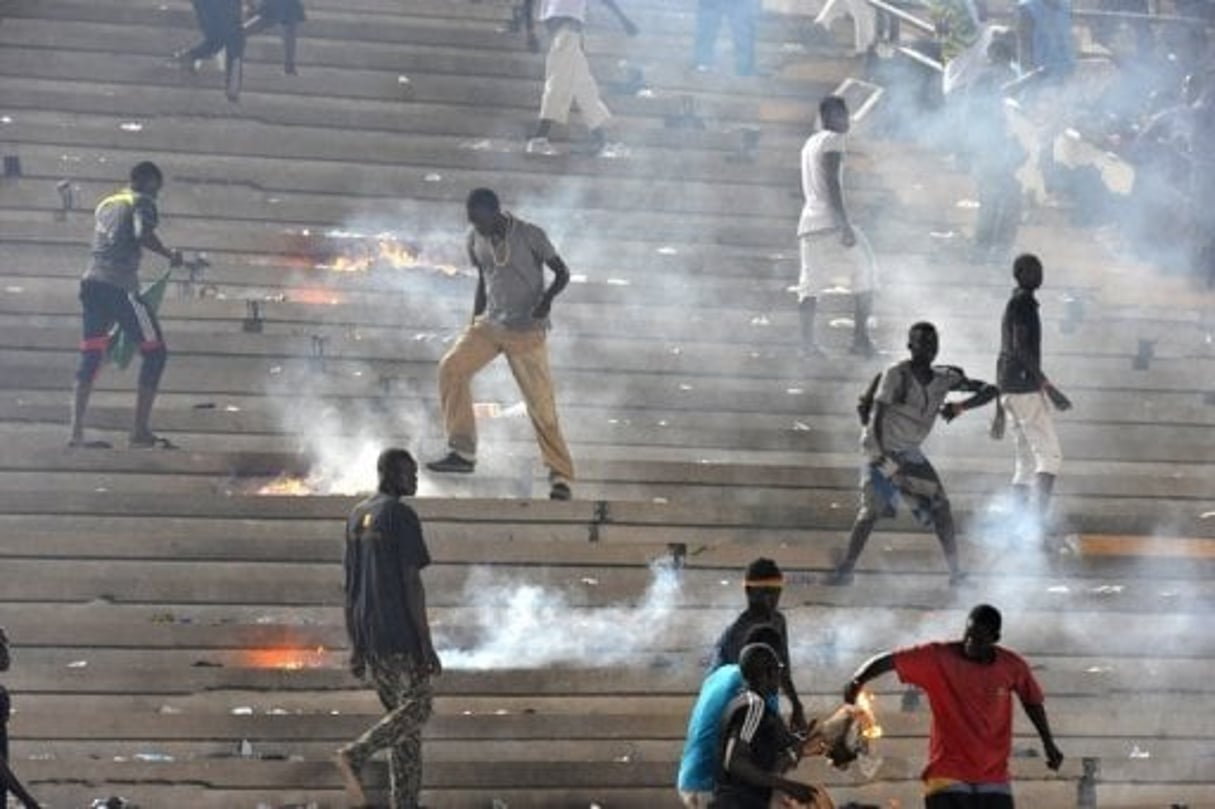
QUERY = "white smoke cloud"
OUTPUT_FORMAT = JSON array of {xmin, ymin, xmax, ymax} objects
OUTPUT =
[{"xmin": 438, "ymin": 563, "xmax": 683, "ymax": 670}]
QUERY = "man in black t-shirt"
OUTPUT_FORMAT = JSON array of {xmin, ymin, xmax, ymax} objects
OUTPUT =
[
  {"xmin": 712, "ymin": 643, "xmax": 817, "ymax": 809},
  {"xmin": 707, "ymin": 559, "xmax": 806, "ymax": 732},
  {"xmin": 336, "ymin": 449, "xmax": 441, "ymax": 809},
  {"xmin": 997, "ymin": 255, "xmax": 1067, "ymax": 526}
]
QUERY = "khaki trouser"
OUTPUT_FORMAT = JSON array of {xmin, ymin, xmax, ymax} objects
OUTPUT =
[
  {"xmin": 540, "ymin": 23, "xmax": 611, "ymax": 131},
  {"xmin": 438, "ymin": 319, "xmax": 575, "ymax": 483}
]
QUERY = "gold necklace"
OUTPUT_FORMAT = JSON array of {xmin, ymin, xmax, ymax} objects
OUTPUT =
[{"xmin": 489, "ymin": 215, "xmax": 514, "ymax": 267}]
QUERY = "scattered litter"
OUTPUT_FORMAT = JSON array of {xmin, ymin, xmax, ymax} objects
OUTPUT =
[
  {"xmin": 955, "ymin": 199, "xmax": 981, "ymax": 209},
  {"xmin": 267, "ymin": 708, "xmax": 289, "ymax": 716},
  {"xmin": 67, "ymin": 660, "xmax": 88, "ymax": 669},
  {"xmin": 636, "ymin": 87, "xmax": 655, "ymax": 98},
  {"xmin": 829, "ymin": 317, "xmax": 856, "ymax": 329},
  {"xmin": 1129, "ymin": 744, "xmax": 1151, "ymax": 759},
  {"xmin": 94, "ymin": 487, "xmax": 108, "ymax": 493},
  {"xmin": 1159, "ymin": 590, "xmax": 1179, "ymax": 599},
  {"xmin": 158, "ymin": 705, "xmax": 182, "ymax": 715},
  {"xmin": 678, "ymin": 384, "xmax": 693, "ymax": 391},
  {"xmin": 786, "ymin": 387, "xmax": 804, "ymax": 395},
  {"xmin": 720, "ymin": 579, "xmax": 731, "ymax": 586},
  {"xmin": 1200, "ymin": 511, "xmax": 1215, "ymax": 520},
  {"xmin": 657, "ymin": 420, "xmax": 669, "ymax": 427},
  {"xmin": 133, "ymin": 752, "xmax": 174, "ymax": 762},
  {"xmin": 0, "ymin": 116, "xmax": 12, "ymax": 124},
  {"xmin": 269, "ymin": 365, "xmax": 282, "ymax": 375},
  {"xmin": 224, "ymin": 405, "xmax": 241, "ymax": 412},
  {"xmin": 570, "ymin": 274, "xmax": 589, "ymax": 283},
  {"xmin": 793, "ymin": 421, "xmax": 811, "ymax": 432},
  {"xmin": 192, "ymin": 402, "xmax": 216, "ymax": 410},
  {"xmin": 500, "ymin": 402, "xmax": 528, "ymax": 418},
  {"xmin": 605, "ymin": 278, "xmax": 630, "ymax": 286},
  {"xmin": 1047, "ymin": 585, "xmax": 1070, "ymax": 593},
  {"xmin": 599, "ymin": 143, "xmax": 630, "ymax": 159},
  {"xmin": 929, "ymin": 230, "xmax": 957, "ymax": 240},
  {"xmin": 3, "ymin": 285, "xmax": 23, "ymax": 294},
  {"xmin": 656, "ymin": 246, "xmax": 679, "ymax": 256},
  {"xmin": 118, "ymin": 121, "xmax": 144, "ymax": 133},
  {"xmin": 239, "ymin": 739, "xmax": 254, "ymax": 758},
  {"xmin": 397, "ymin": 75, "xmax": 411, "ymax": 85},
  {"xmin": 1090, "ymin": 584, "xmax": 1125, "ymax": 595},
  {"xmin": 670, "ymin": 347, "xmax": 682, "ymax": 355},
  {"xmin": 652, "ymin": 497, "xmax": 669, "ymax": 504},
  {"xmin": 231, "ymin": 706, "xmax": 254, "ymax": 715},
  {"xmin": 461, "ymin": 139, "xmax": 492, "ymax": 151},
  {"xmin": 749, "ymin": 315, "xmax": 771, "ymax": 326},
  {"xmin": 613, "ymin": 753, "xmax": 631, "ymax": 763},
  {"xmin": 1084, "ymin": 665, "xmax": 1113, "ymax": 674},
  {"xmin": 352, "ymin": 370, "xmax": 363, "ymax": 377},
  {"xmin": 580, "ymin": 577, "xmax": 599, "ymax": 586},
  {"xmin": 494, "ymin": 708, "xmax": 510, "ymax": 715},
  {"xmin": 423, "ymin": 173, "xmax": 442, "ymax": 182}
]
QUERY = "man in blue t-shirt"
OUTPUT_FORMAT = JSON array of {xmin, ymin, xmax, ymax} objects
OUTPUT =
[{"xmin": 677, "ymin": 625, "xmax": 785, "ymax": 807}]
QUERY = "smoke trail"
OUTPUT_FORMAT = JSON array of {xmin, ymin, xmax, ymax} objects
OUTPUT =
[{"xmin": 438, "ymin": 563, "xmax": 683, "ymax": 670}]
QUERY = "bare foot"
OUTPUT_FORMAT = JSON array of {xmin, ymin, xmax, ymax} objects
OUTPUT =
[{"xmin": 333, "ymin": 748, "xmax": 367, "ymax": 807}]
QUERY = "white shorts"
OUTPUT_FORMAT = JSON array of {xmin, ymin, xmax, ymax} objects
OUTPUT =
[
  {"xmin": 1002, "ymin": 391, "xmax": 1063, "ymax": 484},
  {"xmin": 679, "ymin": 790, "xmax": 712, "ymax": 809},
  {"xmin": 796, "ymin": 227, "xmax": 878, "ymax": 301}
]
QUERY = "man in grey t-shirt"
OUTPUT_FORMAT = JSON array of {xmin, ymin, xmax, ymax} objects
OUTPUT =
[
  {"xmin": 825, "ymin": 322, "xmax": 998, "ymax": 586},
  {"xmin": 426, "ymin": 188, "xmax": 576, "ymax": 500}
]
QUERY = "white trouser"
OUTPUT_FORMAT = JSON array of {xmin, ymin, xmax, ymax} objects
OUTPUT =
[
  {"xmin": 679, "ymin": 790, "xmax": 713, "ymax": 809},
  {"xmin": 797, "ymin": 227, "xmax": 878, "ymax": 301},
  {"xmin": 1003, "ymin": 391, "xmax": 1063, "ymax": 485},
  {"xmin": 815, "ymin": 0, "xmax": 877, "ymax": 54},
  {"xmin": 540, "ymin": 24, "xmax": 611, "ymax": 130}
]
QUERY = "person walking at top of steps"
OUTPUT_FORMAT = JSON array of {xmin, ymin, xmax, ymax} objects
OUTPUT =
[
  {"xmin": 707, "ymin": 559, "xmax": 807, "ymax": 733},
  {"xmin": 524, "ymin": 0, "xmax": 639, "ymax": 156},
  {"xmin": 824, "ymin": 322, "xmax": 998, "ymax": 586},
  {"xmin": 426, "ymin": 188, "xmax": 577, "ymax": 501},
  {"xmin": 996, "ymin": 254, "xmax": 1069, "ymax": 541},
  {"xmin": 175, "ymin": 0, "xmax": 246, "ymax": 102},
  {"xmin": 243, "ymin": 0, "xmax": 306, "ymax": 76},
  {"xmin": 70, "ymin": 161, "xmax": 183, "ymax": 451},
  {"xmin": 0, "ymin": 628, "xmax": 42, "ymax": 809},
  {"xmin": 843, "ymin": 604, "xmax": 1064, "ymax": 809},
  {"xmin": 796, "ymin": 95, "xmax": 878, "ymax": 359},
  {"xmin": 694, "ymin": 0, "xmax": 760, "ymax": 76},
  {"xmin": 336, "ymin": 449, "xmax": 441, "ymax": 809}
]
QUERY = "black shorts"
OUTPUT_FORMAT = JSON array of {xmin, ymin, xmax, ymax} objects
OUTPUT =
[
  {"xmin": 925, "ymin": 790, "xmax": 1014, "ymax": 809},
  {"xmin": 79, "ymin": 279, "xmax": 163, "ymax": 352}
]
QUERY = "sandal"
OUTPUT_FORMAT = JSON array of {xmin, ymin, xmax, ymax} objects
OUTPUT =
[{"xmin": 128, "ymin": 434, "xmax": 180, "ymax": 450}]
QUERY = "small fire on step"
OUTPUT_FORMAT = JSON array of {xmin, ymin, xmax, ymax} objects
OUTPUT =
[
  {"xmin": 255, "ymin": 475, "xmax": 315, "ymax": 496},
  {"xmin": 296, "ymin": 229, "xmax": 466, "ymax": 276}
]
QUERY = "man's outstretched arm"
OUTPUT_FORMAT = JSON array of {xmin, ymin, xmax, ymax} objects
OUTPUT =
[
  {"xmin": 941, "ymin": 375, "xmax": 1000, "ymax": 421},
  {"xmin": 844, "ymin": 651, "xmax": 895, "ymax": 704},
  {"xmin": 1023, "ymin": 702, "xmax": 1064, "ymax": 770}
]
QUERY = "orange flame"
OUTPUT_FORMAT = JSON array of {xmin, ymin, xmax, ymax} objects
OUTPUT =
[
  {"xmin": 256, "ymin": 476, "xmax": 314, "ymax": 496},
  {"xmin": 244, "ymin": 646, "xmax": 328, "ymax": 670},
  {"xmin": 857, "ymin": 690, "xmax": 884, "ymax": 740},
  {"xmin": 319, "ymin": 233, "xmax": 460, "ymax": 276}
]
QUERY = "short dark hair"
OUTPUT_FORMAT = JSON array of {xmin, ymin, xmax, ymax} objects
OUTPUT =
[
  {"xmin": 739, "ymin": 642, "xmax": 781, "ymax": 682},
  {"xmin": 466, "ymin": 187, "xmax": 500, "ymax": 212},
  {"xmin": 130, "ymin": 161, "xmax": 163, "ymax": 187},
  {"xmin": 969, "ymin": 603, "xmax": 1002, "ymax": 635},
  {"xmin": 377, "ymin": 447, "xmax": 416, "ymax": 482},
  {"xmin": 820, "ymin": 95, "xmax": 848, "ymax": 120},
  {"xmin": 744, "ymin": 557, "xmax": 783, "ymax": 585},
  {"xmin": 910, "ymin": 321, "xmax": 937, "ymax": 338},
  {"xmin": 742, "ymin": 624, "xmax": 784, "ymax": 656},
  {"xmin": 1013, "ymin": 253, "xmax": 1044, "ymax": 287}
]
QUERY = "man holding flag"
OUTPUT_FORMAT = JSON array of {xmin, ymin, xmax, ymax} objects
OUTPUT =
[{"xmin": 70, "ymin": 161, "xmax": 183, "ymax": 450}]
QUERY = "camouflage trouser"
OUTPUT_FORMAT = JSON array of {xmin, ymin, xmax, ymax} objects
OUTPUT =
[{"xmin": 346, "ymin": 655, "xmax": 434, "ymax": 809}]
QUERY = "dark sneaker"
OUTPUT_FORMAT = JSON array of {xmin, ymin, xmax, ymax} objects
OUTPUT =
[
  {"xmin": 822, "ymin": 567, "xmax": 854, "ymax": 586},
  {"xmin": 549, "ymin": 482, "xmax": 572, "ymax": 501},
  {"xmin": 426, "ymin": 452, "xmax": 475, "ymax": 474}
]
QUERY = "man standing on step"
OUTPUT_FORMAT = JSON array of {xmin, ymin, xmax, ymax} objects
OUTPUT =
[
  {"xmin": 707, "ymin": 559, "xmax": 807, "ymax": 733},
  {"xmin": 825, "ymin": 322, "xmax": 998, "ymax": 586},
  {"xmin": 176, "ymin": 0, "xmax": 246, "ymax": 102},
  {"xmin": 336, "ymin": 448, "xmax": 441, "ymax": 809},
  {"xmin": 70, "ymin": 161, "xmax": 182, "ymax": 451},
  {"xmin": 797, "ymin": 95, "xmax": 878, "ymax": 358},
  {"xmin": 997, "ymin": 254, "xmax": 1067, "ymax": 532},
  {"xmin": 694, "ymin": 0, "xmax": 760, "ymax": 75},
  {"xmin": 524, "ymin": 0, "xmax": 638, "ymax": 156},
  {"xmin": 842, "ymin": 604, "xmax": 1064, "ymax": 808},
  {"xmin": 427, "ymin": 189, "xmax": 577, "ymax": 501}
]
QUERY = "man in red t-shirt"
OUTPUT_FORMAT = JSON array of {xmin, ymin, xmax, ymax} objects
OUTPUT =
[{"xmin": 841, "ymin": 605, "xmax": 1064, "ymax": 808}]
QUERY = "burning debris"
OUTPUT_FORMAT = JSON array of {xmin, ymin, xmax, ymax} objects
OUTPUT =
[
  {"xmin": 288, "ymin": 229, "xmax": 467, "ymax": 277},
  {"xmin": 255, "ymin": 475, "xmax": 316, "ymax": 496},
  {"xmin": 244, "ymin": 645, "xmax": 329, "ymax": 671}
]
